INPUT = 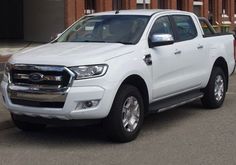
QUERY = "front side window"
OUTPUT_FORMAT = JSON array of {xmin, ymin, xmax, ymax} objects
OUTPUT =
[
  {"xmin": 149, "ymin": 16, "xmax": 173, "ymax": 37},
  {"xmin": 57, "ymin": 15, "xmax": 150, "ymax": 44},
  {"xmin": 172, "ymin": 15, "xmax": 198, "ymax": 41}
]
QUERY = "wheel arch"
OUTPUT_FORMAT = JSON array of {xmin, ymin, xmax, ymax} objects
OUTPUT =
[
  {"xmin": 212, "ymin": 57, "xmax": 229, "ymax": 91},
  {"xmin": 119, "ymin": 74, "xmax": 149, "ymax": 114}
]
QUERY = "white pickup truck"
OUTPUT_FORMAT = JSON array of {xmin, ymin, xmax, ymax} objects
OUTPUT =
[{"xmin": 1, "ymin": 10, "xmax": 235, "ymax": 142}]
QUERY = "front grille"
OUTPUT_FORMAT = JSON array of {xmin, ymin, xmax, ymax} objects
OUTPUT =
[
  {"xmin": 8, "ymin": 64, "xmax": 74, "ymax": 108},
  {"xmin": 10, "ymin": 65, "xmax": 72, "ymax": 88}
]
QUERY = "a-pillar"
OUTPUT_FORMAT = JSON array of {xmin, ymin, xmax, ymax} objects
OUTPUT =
[{"xmin": 65, "ymin": 0, "xmax": 85, "ymax": 27}]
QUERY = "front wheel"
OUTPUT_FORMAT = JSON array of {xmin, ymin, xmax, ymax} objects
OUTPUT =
[
  {"xmin": 201, "ymin": 67, "xmax": 227, "ymax": 109},
  {"xmin": 104, "ymin": 85, "xmax": 144, "ymax": 142}
]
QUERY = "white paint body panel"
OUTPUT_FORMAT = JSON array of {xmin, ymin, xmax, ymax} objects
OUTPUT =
[{"xmin": 1, "ymin": 10, "xmax": 235, "ymax": 120}]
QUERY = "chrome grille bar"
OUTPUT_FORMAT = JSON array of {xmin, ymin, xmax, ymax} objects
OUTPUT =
[
  {"xmin": 12, "ymin": 64, "xmax": 65, "ymax": 72},
  {"xmin": 13, "ymin": 73, "xmax": 63, "ymax": 82}
]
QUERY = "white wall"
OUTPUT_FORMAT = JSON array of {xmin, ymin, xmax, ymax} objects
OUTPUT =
[{"xmin": 24, "ymin": 0, "xmax": 65, "ymax": 42}]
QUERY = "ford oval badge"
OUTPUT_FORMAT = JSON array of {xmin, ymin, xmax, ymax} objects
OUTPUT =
[{"xmin": 29, "ymin": 73, "xmax": 44, "ymax": 82}]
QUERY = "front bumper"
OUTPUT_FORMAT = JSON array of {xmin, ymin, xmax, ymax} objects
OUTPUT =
[{"xmin": 1, "ymin": 81, "xmax": 115, "ymax": 120}]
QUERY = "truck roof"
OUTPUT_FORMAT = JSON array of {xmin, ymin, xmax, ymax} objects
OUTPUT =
[{"xmin": 91, "ymin": 9, "xmax": 186, "ymax": 16}]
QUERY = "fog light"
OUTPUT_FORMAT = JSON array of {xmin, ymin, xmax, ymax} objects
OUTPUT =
[{"xmin": 75, "ymin": 100, "xmax": 100, "ymax": 110}]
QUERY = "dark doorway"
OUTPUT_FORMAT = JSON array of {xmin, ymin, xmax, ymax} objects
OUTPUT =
[
  {"xmin": 158, "ymin": 0, "xmax": 168, "ymax": 9},
  {"xmin": 0, "ymin": 0, "xmax": 23, "ymax": 40},
  {"xmin": 177, "ymin": 0, "xmax": 184, "ymax": 10}
]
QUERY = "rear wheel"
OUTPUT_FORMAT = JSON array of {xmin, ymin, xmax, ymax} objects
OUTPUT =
[
  {"xmin": 201, "ymin": 67, "xmax": 227, "ymax": 109},
  {"xmin": 11, "ymin": 114, "xmax": 46, "ymax": 131},
  {"xmin": 104, "ymin": 85, "xmax": 144, "ymax": 142}
]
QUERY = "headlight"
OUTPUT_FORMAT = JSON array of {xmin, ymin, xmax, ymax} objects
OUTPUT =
[
  {"xmin": 2, "ymin": 63, "xmax": 11, "ymax": 82},
  {"xmin": 69, "ymin": 64, "xmax": 108, "ymax": 80}
]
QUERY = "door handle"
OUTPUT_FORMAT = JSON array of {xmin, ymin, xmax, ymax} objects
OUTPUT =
[
  {"xmin": 174, "ymin": 50, "xmax": 181, "ymax": 55},
  {"xmin": 197, "ymin": 45, "xmax": 204, "ymax": 49}
]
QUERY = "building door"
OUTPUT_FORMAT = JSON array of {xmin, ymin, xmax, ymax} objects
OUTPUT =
[{"xmin": 0, "ymin": 0, "xmax": 23, "ymax": 39}]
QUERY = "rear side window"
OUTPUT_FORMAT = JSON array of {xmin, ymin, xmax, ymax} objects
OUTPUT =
[{"xmin": 172, "ymin": 15, "xmax": 198, "ymax": 41}]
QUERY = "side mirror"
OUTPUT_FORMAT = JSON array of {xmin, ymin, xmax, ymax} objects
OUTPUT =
[
  {"xmin": 149, "ymin": 34, "xmax": 174, "ymax": 48},
  {"xmin": 56, "ymin": 33, "xmax": 62, "ymax": 38}
]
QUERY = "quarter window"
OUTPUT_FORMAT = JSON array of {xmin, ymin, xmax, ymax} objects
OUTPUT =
[{"xmin": 172, "ymin": 15, "xmax": 198, "ymax": 41}]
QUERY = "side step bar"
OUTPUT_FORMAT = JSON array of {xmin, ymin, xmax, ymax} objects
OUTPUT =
[{"xmin": 149, "ymin": 90, "xmax": 204, "ymax": 113}]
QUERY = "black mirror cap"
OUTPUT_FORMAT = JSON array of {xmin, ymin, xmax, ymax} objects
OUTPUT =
[{"xmin": 148, "ymin": 39, "xmax": 174, "ymax": 48}]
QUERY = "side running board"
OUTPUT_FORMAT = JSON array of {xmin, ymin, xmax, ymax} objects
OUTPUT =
[{"xmin": 149, "ymin": 90, "xmax": 204, "ymax": 113}]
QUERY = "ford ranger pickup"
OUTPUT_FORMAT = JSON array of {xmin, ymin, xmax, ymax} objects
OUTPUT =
[{"xmin": 1, "ymin": 10, "xmax": 235, "ymax": 142}]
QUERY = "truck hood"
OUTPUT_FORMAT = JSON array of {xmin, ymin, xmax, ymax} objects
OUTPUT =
[{"xmin": 10, "ymin": 42, "xmax": 135, "ymax": 66}]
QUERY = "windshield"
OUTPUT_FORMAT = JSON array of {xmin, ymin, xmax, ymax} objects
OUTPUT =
[{"xmin": 57, "ymin": 15, "xmax": 150, "ymax": 44}]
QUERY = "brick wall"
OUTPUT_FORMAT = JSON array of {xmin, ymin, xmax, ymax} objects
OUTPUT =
[
  {"xmin": 65, "ymin": 0, "xmax": 85, "ymax": 27},
  {"xmin": 64, "ymin": 0, "xmax": 236, "ymax": 29}
]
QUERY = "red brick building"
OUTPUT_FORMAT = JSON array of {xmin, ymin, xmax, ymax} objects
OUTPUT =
[
  {"xmin": 65, "ymin": 0, "xmax": 236, "ymax": 27},
  {"xmin": 0, "ymin": 0, "xmax": 235, "ymax": 42}
]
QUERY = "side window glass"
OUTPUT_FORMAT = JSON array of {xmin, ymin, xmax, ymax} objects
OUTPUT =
[
  {"xmin": 149, "ymin": 16, "xmax": 173, "ymax": 37},
  {"xmin": 172, "ymin": 15, "xmax": 197, "ymax": 41},
  {"xmin": 199, "ymin": 19, "xmax": 214, "ymax": 35}
]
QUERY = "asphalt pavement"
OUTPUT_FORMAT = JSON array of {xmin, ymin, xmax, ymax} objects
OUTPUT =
[
  {"xmin": 0, "ymin": 102, "xmax": 13, "ymax": 131},
  {"xmin": 0, "ymin": 73, "xmax": 235, "ymax": 165}
]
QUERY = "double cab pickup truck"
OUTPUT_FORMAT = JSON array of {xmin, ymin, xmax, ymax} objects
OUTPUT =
[{"xmin": 1, "ymin": 10, "xmax": 235, "ymax": 142}]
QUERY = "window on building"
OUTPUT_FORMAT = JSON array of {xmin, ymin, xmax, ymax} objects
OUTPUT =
[
  {"xmin": 85, "ymin": 0, "xmax": 95, "ymax": 15},
  {"xmin": 222, "ymin": 0, "xmax": 226, "ymax": 13},
  {"xmin": 235, "ymin": 1, "xmax": 236, "ymax": 14},
  {"xmin": 221, "ymin": 0, "xmax": 231, "ymax": 25},
  {"xmin": 172, "ymin": 15, "xmax": 198, "ymax": 41},
  {"xmin": 137, "ymin": 4, "xmax": 150, "ymax": 9},
  {"xmin": 193, "ymin": 0, "xmax": 203, "ymax": 17}
]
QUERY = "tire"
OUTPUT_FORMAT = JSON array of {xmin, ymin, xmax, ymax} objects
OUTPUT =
[
  {"xmin": 201, "ymin": 67, "xmax": 227, "ymax": 109},
  {"xmin": 11, "ymin": 114, "xmax": 46, "ymax": 131},
  {"xmin": 104, "ymin": 85, "xmax": 144, "ymax": 142}
]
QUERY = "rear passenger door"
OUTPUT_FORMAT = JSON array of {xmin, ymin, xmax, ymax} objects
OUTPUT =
[{"xmin": 170, "ymin": 15, "xmax": 205, "ymax": 89}]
